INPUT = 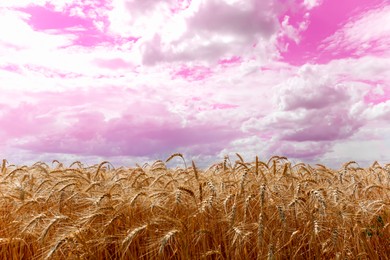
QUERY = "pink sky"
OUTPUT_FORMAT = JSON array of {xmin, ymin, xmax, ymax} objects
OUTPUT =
[{"xmin": 1, "ymin": 0, "xmax": 390, "ymax": 167}]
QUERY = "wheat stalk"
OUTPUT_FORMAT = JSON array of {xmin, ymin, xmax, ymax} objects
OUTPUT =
[
  {"xmin": 159, "ymin": 230, "xmax": 179, "ymax": 255},
  {"xmin": 121, "ymin": 224, "xmax": 148, "ymax": 257},
  {"xmin": 166, "ymin": 153, "xmax": 187, "ymax": 169}
]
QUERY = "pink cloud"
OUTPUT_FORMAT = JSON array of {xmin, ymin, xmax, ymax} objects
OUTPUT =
[
  {"xmin": 241, "ymin": 64, "xmax": 375, "ymax": 159},
  {"xmin": 277, "ymin": 91, "xmax": 361, "ymax": 142},
  {"xmin": 319, "ymin": 3, "xmax": 390, "ymax": 59},
  {"xmin": 22, "ymin": 64, "xmax": 84, "ymax": 79},
  {"xmin": 172, "ymin": 65, "xmax": 213, "ymax": 81},
  {"xmin": 280, "ymin": 110, "xmax": 362, "ymax": 142},
  {"xmin": 268, "ymin": 141, "xmax": 332, "ymax": 159},
  {"xmin": 261, "ymin": 106, "xmax": 363, "ymax": 144},
  {"xmin": 334, "ymin": 78, "xmax": 390, "ymax": 105},
  {"xmin": 0, "ymin": 89, "xmax": 244, "ymax": 158},
  {"xmin": 0, "ymin": 63, "xmax": 22, "ymax": 73},
  {"xmin": 364, "ymin": 84, "xmax": 390, "ymax": 105},
  {"xmin": 17, "ymin": 3, "xmax": 139, "ymax": 47},
  {"xmin": 19, "ymin": 112, "xmax": 242, "ymax": 157},
  {"xmin": 1, "ymin": 0, "xmax": 390, "ymax": 166},
  {"xmin": 0, "ymin": 103, "xmax": 55, "ymax": 139},
  {"xmin": 278, "ymin": 0, "xmax": 385, "ymax": 64},
  {"xmin": 20, "ymin": 5, "xmax": 92, "ymax": 30},
  {"xmin": 218, "ymin": 56, "xmax": 242, "ymax": 66}
]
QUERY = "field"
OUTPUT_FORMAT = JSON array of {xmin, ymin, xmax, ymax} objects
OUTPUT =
[{"xmin": 0, "ymin": 155, "xmax": 389, "ymax": 259}]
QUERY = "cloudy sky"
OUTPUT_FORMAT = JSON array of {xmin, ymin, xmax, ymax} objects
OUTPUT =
[{"xmin": 0, "ymin": 0, "xmax": 389, "ymax": 168}]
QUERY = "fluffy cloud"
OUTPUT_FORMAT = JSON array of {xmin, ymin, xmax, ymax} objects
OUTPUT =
[
  {"xmin": 0, "ymin": 88, "xmax": 245, "ymax": 161},
  {"xmin": 240, "ymin": 60, "xmax": 388, "ymax": 160},
  {"xmin": 276, "ymin": 67, "xmax": 348, "ymax": 111},
  {"xmin": 363, "ymin": 101, "xmax": 390, "ymax": 120},
  {"xmin": 139, "ymin": 0, "xmax": 282, "ymax": 65},
  {"xmin": 1, "ymin": 0, "xmax": 390, "ymax": 167}
]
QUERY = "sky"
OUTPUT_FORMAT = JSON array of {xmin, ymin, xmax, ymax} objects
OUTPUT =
[{"xmin": 0, "ymin": 0, "xmax": 390, "ymax": 168}]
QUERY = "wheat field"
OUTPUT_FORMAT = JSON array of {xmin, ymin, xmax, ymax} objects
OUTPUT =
[{"xmin": 0, "ymin": 155, "xmax": 389, "ymax": 259}]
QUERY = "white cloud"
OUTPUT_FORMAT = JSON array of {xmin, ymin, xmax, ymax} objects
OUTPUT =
[
  {"xmin": 322, "ymin": 135, "xmax": 390, "ymax": 168},
  {"xmin": 303, "ymin": 0, "xmax": 322, "ymax": 9},
  {"xmin": 108, "ymin": 0, "xmax": 171, "ymax": 38},
  {"xmin": 0, "ymin": 0, "xmax": 45, "ymax": 8},
  {"xmin": 218, "ymin": 135, "xmax": 270, "ymax": 161},
  {"xmin": 137, "ymin": 0, "xmax": 281, "ymax": 65},
  {"xmin": 1, "ymin": 0, "xmax": 390, "ymax": 166},
  {"xmin": 363, "ymin": 101, "xmax": 390, "ymax": 120}
]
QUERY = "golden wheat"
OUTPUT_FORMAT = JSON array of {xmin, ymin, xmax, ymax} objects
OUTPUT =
[{"xmin": 0, "ymin": 154, "xmax": 389, "ymax": 259}]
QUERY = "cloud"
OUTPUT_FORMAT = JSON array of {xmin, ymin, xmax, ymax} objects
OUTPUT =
[
  {"xmin": 272, "ymin": 64, "xmax": 362, "ymax": 132},
  {"xmin": 186, "ymin": 0, "xmax": 277, "ymax": 37},
  {"xmin": 0, "ymin": 88, "xmax": 245, "ymax": 159},
  {"xmin": 139, "ymin": 0, "xmax": 281, "ymax": 65},
  {"xmin": 322, "ymin": 136, "xmax": 390, "ymax": 168},
  {"xmin": 172, "ymin": 65, "xmax": 213, "ymax": 81},
  {"xmin": 108, "ymin": 0, "xmax": 173, "ymax": 38},
  {"xmin": 278, "ymin": 0, "xmax": 386, "ymax": 64},
  {"xmin": 0, "ymin": 9, "xmax": 74, "ymax": 50},
  {"xmin": 268, "ymin": 141, "xmax": 332, "ymax": 160},
  {"xmin": 276, "ymin": 66, "xmax": 348, "ymax": 111},
  {"xmin": 217, "ymin": 135, "xmax": 270, "ymax": 161},
  {"xmin": 0, "ymin": 0, "xmax": 46, "ymax": 8},
  {"xmin": 320, "ymin": 3, "xmax": 390, "ymax": 57},
  {"xmin": 18, "ymin": 111, "xmax": 242, "ymax": 157},
  {"xmin": 1, "ymin": 0, "xmax": 390, "ymax": 167},
  {"xmin": 240, "ymin": 62, "xmax": 376, "ymax": 159},
  {"xmin": 303, "ymin": 0, "xmax": 322, "ymax": 9},
  {"xmin": 14, "ymin": 2, "xmax": 126, "ymax": 47},
  {"xmin": 363, "ymin": 100, "xmax": 390, "ymax": 120},
  {"xmin": 124, "ymin": 0, "xmax": 166, "ymax": 14},
  {"xmin": 94, "ymin": 58, "xmax": 134, "ymax": 70}
]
